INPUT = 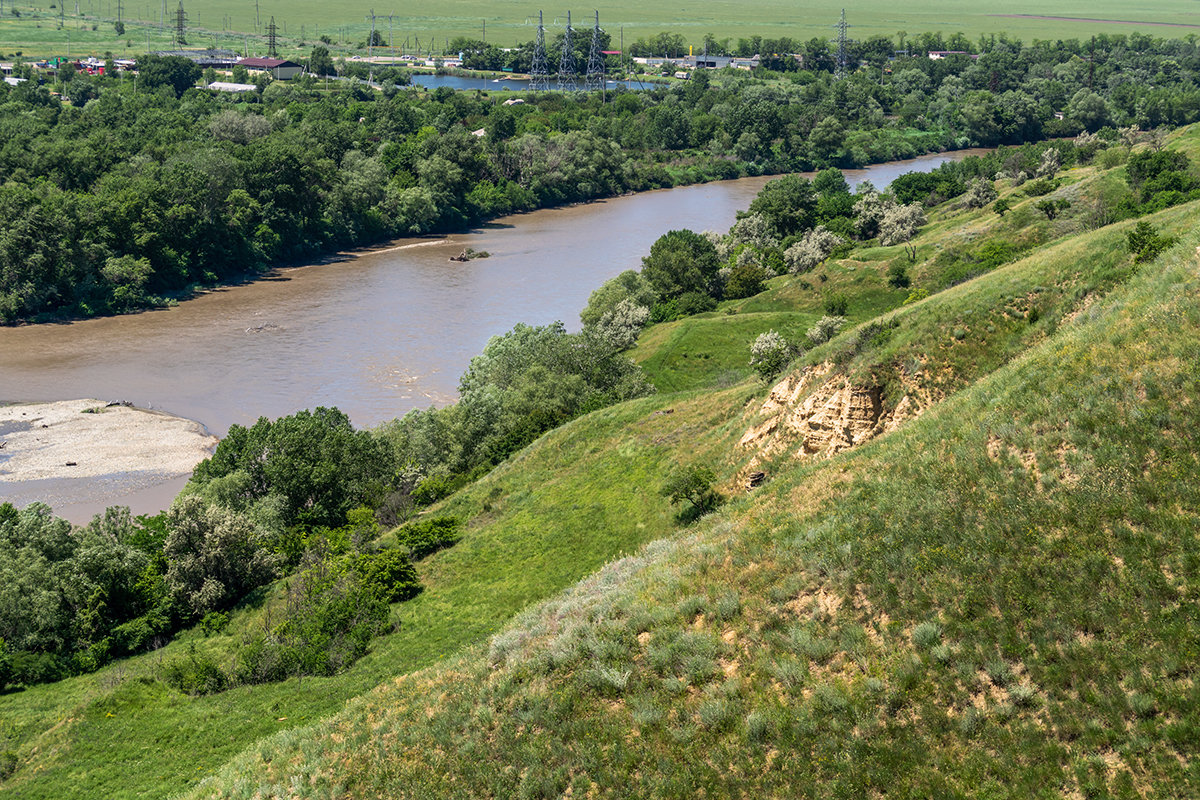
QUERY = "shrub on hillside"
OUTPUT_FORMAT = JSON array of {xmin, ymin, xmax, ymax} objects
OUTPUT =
[
  {"xmin": 1127, "ymin": 221, "xmax": 1175, "ymax": 263},
  {"xmin": 579, "ymin": 270, "xmax": 656, "ymax": 329},
  {"xmin": 1035, "ymin": 148, "xmax": 1060, "ymax": 179},
  {"xmin": 677, "ymin": 291, "xmax": 718, "ymax": 316},
  {"xmin": 784, "ymin": 226, "xmax": 843, "ymax": 274},
  {"xmin": 853, "ymin": 189, "xmax": 891, "ymax": 238},
  {"xmin": 1035, "ymin": 198, "xmax": 1070, "ymax": 220},
  {"xmin": 190, "ymin": 407, "xmax": 394, "ymax": 530},
  {"xmin": 355, "ymin": 548, "xmax": 422, "ymax": 601},
  {"xmin": 887, "ymin": 263, "xmax": 911, "ymax": 289},
  {"xmin": 161, "ymin": 644, "xmax": 228, "ymax": 696},
  {"xmin": 163, "ymin": 496, "xmax": 281, "ymax": 619},
  {"xmin": 395, "ymin": 516, "xmax": 462, "ymax": 560},
  {"xmin": 661, "ymin": 464, "xmax": 723, "ymax": 524},
  {"xmin": 232, "ymin": 545, "xmax": 406, "ymax": 686},
  {"xmin": 806, "ymin": 315, "xmax": 846, "ymax": 346},
  {"xmin": 640, "ymin": 229, "xmax": 722, "ymax": 300},
  {"xmin": 594, "ymin": 297, "xmax": 651, "ymax": 351},
  {"xmin": 823, "ymin": 293, "xmax": 850, "ymax": 316},
  {"xmin": 963, "ymin": 177, "xmax": 998, "ymax": 209},
  {"xmin": 381, "ymin": 321, "xmax": 654, "ymax": 486},
  {"xmin": 1022, "ymin": 178, "xmax": 1056, "ymax": 197},
  {"xmin": 879, "ymin": 203, "xmax": 927, "ymax": 246},
  {"xmin": 724, "ymin": 262, "xmax": 770, "ymax": 299}
]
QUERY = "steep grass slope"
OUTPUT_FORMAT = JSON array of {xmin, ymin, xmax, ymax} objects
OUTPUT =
[
  {"xmin": 0, "ymin": 388, "xmax": 753, "ymax": 799},
  {"xmin": 184, "ymin": 217, "xmax": 1200, "ymax": 793}
]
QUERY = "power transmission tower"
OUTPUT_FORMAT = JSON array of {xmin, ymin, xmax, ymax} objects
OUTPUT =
[
  {"xmin": 558, "ymin": 10, "xmax": 576, "ymax": 90},
  {"xmin": 530, "ymin": 10, "xmax": 550, "ymax": 91},
  {"xmin": 585, "ymin": 10, "xmax": 605, "ymax": 91},
  {"xmin": 116, "ymin": 0, "xmax": 122, "ymax": 23},
  {"xmin": 365, "ymin": 8, "xmax": 377, "ymax": 83},
  {"xmin": 174, "ymin": 0, "xmax": 187, "ymax": 46},
  {"xmin": 1088, "ymin": 35, "xmax": 1095, "ymax": 90},
  {"xmin": 266, "ymin": 15, "xmax": 278, "ymax": 56},
  {"xmin": 834, "ymin": 8, "xmax": 850, "ymax": 79},
  {"xmin": 254, "ymin": 0, "xmax": 259, "ymax": 32}
]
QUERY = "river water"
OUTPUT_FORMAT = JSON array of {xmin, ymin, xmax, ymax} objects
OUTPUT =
[{"xmin": 0, "ymin": 150, "xmax": 984, "ymax": 518}]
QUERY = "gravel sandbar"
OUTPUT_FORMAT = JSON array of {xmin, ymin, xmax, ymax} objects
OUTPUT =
[{"xmin": 0, "ymin": 399, "xmax": 217, "ymax": 483}]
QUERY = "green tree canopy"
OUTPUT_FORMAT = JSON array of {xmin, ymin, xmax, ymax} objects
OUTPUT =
[
  {"xmin": 136, "ymin": 55, "xmax": 202, "ymax": 98},
  {"xmin": 640, "ymin": 229, "xmax": 721, "ymax": 299},
  {"xmin": 190, "ymin": 407, "xmax": 393, "ymax": 529},
  {"xmin": 309, "ymin": 45, "xmax": 336, "ymax": 77},
  {"xmin": 747, "ymin": 174, "xmax": 818, "ymax": 238}
]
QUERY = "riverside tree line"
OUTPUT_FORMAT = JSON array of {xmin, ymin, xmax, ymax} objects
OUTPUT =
[{"xmin": 5, "ymin": 31, "xmax": 1200, "ymax": 321}]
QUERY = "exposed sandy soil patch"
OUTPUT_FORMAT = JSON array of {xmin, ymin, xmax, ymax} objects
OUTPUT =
[{"xmin": 737, "ymin": 361, "xmax": 941, "ymax": 483}]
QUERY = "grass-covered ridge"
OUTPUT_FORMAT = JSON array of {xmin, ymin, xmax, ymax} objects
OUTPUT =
[{"xmin": 186, "ymin": 213, "xmax": 1200, "ymax": 800}]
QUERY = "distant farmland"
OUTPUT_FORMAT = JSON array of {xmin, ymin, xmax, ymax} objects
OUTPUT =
[{"xmin": 0, "ymin": 0, "xmax": 1196, "ymax": 59}]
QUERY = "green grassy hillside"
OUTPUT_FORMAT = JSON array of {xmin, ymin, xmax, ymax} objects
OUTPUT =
[
  {"xmin": 185, "ymin": 201, "xmax": 1200, "ymax": 800},
  {"xmin": 0, "ymin": 389, "xmax": 752, "ymax": 798},
  {"xmin": 4, "ymin": 132, "xmax": 1199, "ymax": 799},
  {"xmin": 181, "ymin": 149, "xmax": 1200, "ymax": 796},
  {"xmin": 630, "ymin": 145, "xmax": 1149, "ymax": 397}
]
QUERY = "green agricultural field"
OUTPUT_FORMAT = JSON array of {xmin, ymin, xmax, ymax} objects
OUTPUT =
[{"xmin": 0, "ymin": 0, "xmax": 1197, "ymax": 60}]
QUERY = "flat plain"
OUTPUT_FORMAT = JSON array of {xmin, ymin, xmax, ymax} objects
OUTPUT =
[{"xmin": 0, "ymin": 0, "xmax": 1198, "ymax": 58}]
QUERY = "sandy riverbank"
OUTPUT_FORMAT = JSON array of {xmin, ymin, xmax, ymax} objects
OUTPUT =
[{"xmin": 0, "ymin": 399, "xmax": 217, "ymax": 520}]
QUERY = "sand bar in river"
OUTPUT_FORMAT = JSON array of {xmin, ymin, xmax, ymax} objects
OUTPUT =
[{"xmin": 0, "ymin": 399, "xmax": 217, "ymax": 519}]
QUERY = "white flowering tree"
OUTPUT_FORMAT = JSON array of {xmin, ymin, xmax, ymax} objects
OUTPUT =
[
  {"xmin": 806, "ymin": 315, "xmax": 846, "ymax": 346},
  {"xmin": 879, "ymin": 203, "xmax": 927, "ymax": 246},
  {"xmin": 749, "ymin": 330, "xmax": 794, "ymax": 380},
  {"xmin": 594, "ymin": 297, "xmax": 651, "ymax": 351},
  {"xmin": 783, "ymin": 226, "xmax": 843, "ymax": 274},
  {"xmin": 963, "ymin": 177, "xmax": 998, "ymax": 209}
]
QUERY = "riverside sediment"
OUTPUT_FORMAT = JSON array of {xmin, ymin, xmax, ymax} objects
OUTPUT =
[{"xmin": 0, "ymin": 399, "xmax": 216, "ymax": 518}]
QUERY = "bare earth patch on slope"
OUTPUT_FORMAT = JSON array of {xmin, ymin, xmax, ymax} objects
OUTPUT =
[{"xmin": 738, "ymin": 361, "xmax": 944, "ymax": 477}]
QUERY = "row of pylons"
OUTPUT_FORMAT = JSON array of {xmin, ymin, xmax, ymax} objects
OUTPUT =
[{"xmin": 530, "ymin": 10, "xmax": 607, "ymax": 91}]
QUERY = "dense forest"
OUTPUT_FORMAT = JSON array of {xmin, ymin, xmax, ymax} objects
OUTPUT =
[{"xmin": 5, "ymin": 32, "xmax": 1200, "ymax": 322}]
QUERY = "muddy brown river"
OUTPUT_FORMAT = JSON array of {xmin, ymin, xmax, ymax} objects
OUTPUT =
[{"xmin": 0, "ymin": 151, "xmax": 984, "ymax": 519}]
